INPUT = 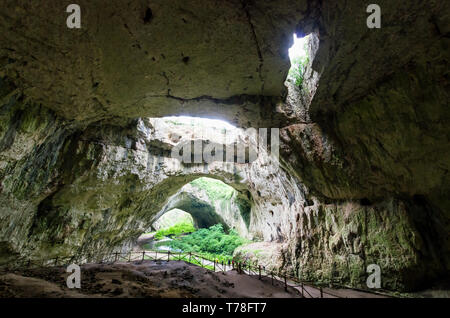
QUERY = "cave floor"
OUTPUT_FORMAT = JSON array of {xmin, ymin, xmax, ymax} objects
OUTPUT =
[
  {"xmin": 0, "ymin": 261, "xmax": 301, "ymax": 298},
  {"xmin": 0, "ymin": 260, "xmax": 443, "ymax": 298}
]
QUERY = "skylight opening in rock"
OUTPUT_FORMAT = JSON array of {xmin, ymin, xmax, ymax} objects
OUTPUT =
[
  {"xmin": 162, "ymin": 116, "xmax": 236, "ymax": 131},
  {"xmin": 288, "ymin": 33, "xmax": 309, "ymax": 61},
  {"xmin": 287, "ymin": 33, "xmax": 311, "ymax": 86}
]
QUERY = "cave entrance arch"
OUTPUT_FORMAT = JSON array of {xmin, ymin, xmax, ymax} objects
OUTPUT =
[
  {"xmin": 131, "ymin": 115, "xmax": 258, "ymax": 250},
  {"xmin": 148, "ymin": 177, "xmax": 251, "ymax": 238}
]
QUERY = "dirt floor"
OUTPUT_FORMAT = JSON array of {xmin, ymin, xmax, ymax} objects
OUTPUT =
[{"xmin": 0, "ymin": 260, "xmax": 301, "ymax": 298}]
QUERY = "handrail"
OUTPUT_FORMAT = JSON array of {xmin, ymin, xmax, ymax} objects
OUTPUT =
[{"xmin": 1, "ymin": 249, "xmax": 394, "ymax": 298}]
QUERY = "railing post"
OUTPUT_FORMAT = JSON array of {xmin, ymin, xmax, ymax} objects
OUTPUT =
[
  {"xmin": 284, "ymin": 274, "xmax": 287, "ymax": 292},
  {"xmin": 320, "ymin": 286, "xmax": 323, "ymax": 298},
  {"xmin": 167, "ymin": 250, "xmax": 170, "ymax": 261},
  {"xmin": 271, "ymin": 272, "xmax": 274, "ymax": 285},
  {"xmin": 301, "ymin": 282, "xmax": 304, "ymax": 297},
  {"xmin": 189, "ymin": 252, "xmax": 192, "ymax": 263},
  {"xmin": 258, "ymin": 265, "xmax": 261, "ymax": 280},
  {"xmin": 213, "ymin": 260, "xmax": 216, "ymax": 271},
  {"xmin": 142, "ymin": 251, "xmax": 145, "ymax": 261},
  {"xmin": 54, "ymin": 257, "xmax": 58, "ymax": 266},
  {"xmin": 114, "ymin": 252, "xmax": 118, "ymax": 262}
]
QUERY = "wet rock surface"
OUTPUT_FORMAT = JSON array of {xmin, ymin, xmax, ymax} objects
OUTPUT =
[{"xmin": 0, "ymin": 0, "xmax": 448, "ymax": 293}]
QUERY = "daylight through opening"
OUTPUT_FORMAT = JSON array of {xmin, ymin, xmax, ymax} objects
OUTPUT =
[
  {"xmin": 286, "ymin": 33, "xmax": 311, "ymax": 87},
  {"xmin": 136, "ymin": 177, "xmax": 252, "ymax": 263}
]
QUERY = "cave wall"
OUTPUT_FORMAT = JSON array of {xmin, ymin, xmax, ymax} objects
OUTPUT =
[
  {"xmin": 0, "ymin": 0, "xmax": 448, "ymax": 292},
  {"xmin": 276, "ymin": 0, "xmax": 450, "ymax": 290},
  {"xmin": 240, "ymin": 150, "xmax": 448, "ymax": 290},
  {"xmin": 0, "ymin": 89, "xmax": 253, "ymax": 263},
  {"xmin": 0, "ymin": 0, "xmax": 310, "ymax": 127},
  {"xmin": 287, "ymin": 198, "xmax": 447, "ymax": 291}
]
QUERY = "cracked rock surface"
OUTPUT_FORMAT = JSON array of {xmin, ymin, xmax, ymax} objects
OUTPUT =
[{"xmin": 0, "ymin": 0, "xmax": 449, "ymax": 292}]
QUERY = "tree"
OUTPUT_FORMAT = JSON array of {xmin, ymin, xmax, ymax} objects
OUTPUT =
[{"xmin": 287, "ymin": 55, "xmax": 309, "ymax": 87}]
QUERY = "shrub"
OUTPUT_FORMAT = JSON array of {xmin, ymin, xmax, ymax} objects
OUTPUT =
[
  {"xmin": 154, "ymin": 221, "xmax": 196, "ymax": 240},
  {"xmin": 288, "ymin": 55, "xmax": 309, "ymax": 87},
  {"xmin": 190, "ymin": 177, "xmax": 234, "ymax": 201},
  {"xmin": 166, "ymin": 224, "xmax": 248, "ymax": 258}
]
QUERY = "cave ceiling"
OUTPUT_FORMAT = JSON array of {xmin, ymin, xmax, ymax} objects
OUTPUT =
[{"xmin": 0, "ymin": 0, "xmax": 311, "ymax": 126}]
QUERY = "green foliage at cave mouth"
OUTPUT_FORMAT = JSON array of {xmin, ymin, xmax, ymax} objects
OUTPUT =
[
  {"xmin": 189, "ymin": 177, "xmax": 235, "ymax": 201},
  {"xmin": 160, "ymin": 224, "xmax": 248, "ymax": 259},
  {"xmin": 154, "ymin": 221, "xmax": 196, "ymax": 240},
  {"xmin": 288, "ymin": 55, "xmax": 309, "ymax": 87},
  {"xmin": 153, "ymin": 208, "xmax": 194, "ymax": 230}
]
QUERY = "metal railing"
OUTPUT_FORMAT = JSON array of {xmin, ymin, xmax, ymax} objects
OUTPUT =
[{"xmin": 2, "ymin": 250, "xmax": 393, "ymax": 298}]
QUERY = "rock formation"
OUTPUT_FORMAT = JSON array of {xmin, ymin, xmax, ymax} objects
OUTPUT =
[
  {"xmin": 152, "ymin": 209, "xmax": 194, "ymax": 231},
  {"xmin": 0, "ymin": 0, "xmax": 448, "ymax": 292},
  {"xmin": 151, "ymin": 179, "xmax": 251, "ymax": 238}
]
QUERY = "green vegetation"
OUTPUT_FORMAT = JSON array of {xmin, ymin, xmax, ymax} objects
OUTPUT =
[
  {"xmin": 164, "ymin": 224, "xmax": 248, "ymax": 259},
  {"xmin": 153, "ymin": 209, "xmax": 194, "ymax": 230},
  {"xmin": 186, "ymin": 256, "xmax": 214, "ymax": 270},
  {"xmin": 164, "ymin": 119, "xmax": 188, "ymax": 126},
  {"xmin": 190, "ymin": 177, "xmax": 235, "ymax": 201},
  {"xmin": 147, "ymin": 178, "xmax": 249, "ymax": 262},
  {"xmin": 288, "ymin": 41, "xmax": 309, "ymax": 87},
  {"xmin": 163, "ymin": 118, "xmax": 229, "ymax": 133},
  {"xmin": 154, "ymin": 221, "xmax": 196, "ymax": 240}
]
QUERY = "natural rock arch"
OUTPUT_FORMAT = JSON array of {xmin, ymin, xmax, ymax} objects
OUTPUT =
[
  {"xmin": 0, "ymin": 0, "xmax": 448, "ymax": 292},
  {"xmin": 149, "ymin": 179, "xmax": 252, "ymax": 238},
  {"xmin": 1, "ymin": 111, "xmax": 258, "ymax": 261}
]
